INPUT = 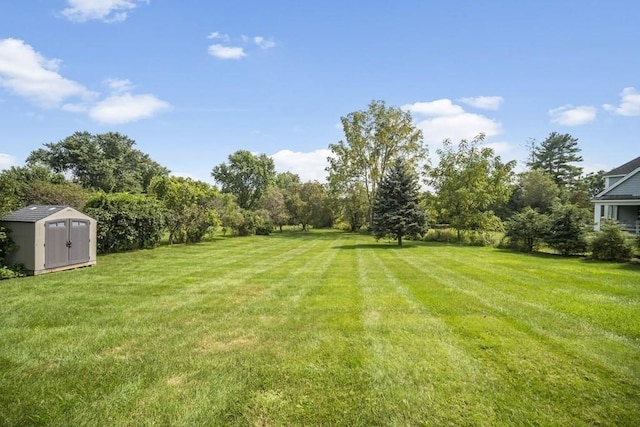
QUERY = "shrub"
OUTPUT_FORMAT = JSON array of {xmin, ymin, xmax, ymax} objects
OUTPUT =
[
  {"xmin": 0, "ymin": 225, "xmax": 25, "ymax": 280},
  {"xmin": 545, "ymin": 204, "xmax": 589, "ymax": 256},
  {"xmin": 423, "ymin": 228, "xmax": 457, "ymax": 243},
  {"xmin": 84, "ymin": 192, "xmax": 165, "ymax": 253},
  {"xmin": 504, "ymin": 208, "xmax": 550, "ymax": 252},
  {"xmin": 590, "ymin": 220, "xmax": 633, "ymax": 262}
]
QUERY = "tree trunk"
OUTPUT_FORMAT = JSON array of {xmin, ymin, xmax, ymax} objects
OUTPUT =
[{"xmin": 397, "ymin": 233, "xmax": 402, "ymax": 247}]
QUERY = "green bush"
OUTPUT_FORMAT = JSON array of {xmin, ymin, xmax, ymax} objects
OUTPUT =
[
  {"xmin": 545, "ymin": 204, "xmax": 589, "ymax": 256},
  {"xmin": 590, "ymin": 220, "xmax": 633, "ymax": 262},
  {"xmin": 84, "ymin": 192, "xmax": 165, "ymax": 253},
  {"xmin": 504, "ymin": 208, "xmax": 550, "ymax": 252}
]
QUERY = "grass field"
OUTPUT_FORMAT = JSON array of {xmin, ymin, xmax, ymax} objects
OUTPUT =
[{"xmin": 1, "ymin": 230, "xmax": 639, "ymax": 426}]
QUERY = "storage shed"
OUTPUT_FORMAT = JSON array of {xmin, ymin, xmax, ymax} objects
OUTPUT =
[{"xmin": 1, "ymin": 205, "xmax": 97, "ymax": 275}]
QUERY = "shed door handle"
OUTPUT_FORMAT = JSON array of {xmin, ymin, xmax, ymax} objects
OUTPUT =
[{"xmin": 66, "ymin": 241, "xmax": 72, "ymax": 248}]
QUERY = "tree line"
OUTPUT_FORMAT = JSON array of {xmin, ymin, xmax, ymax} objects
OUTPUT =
[{"xmin": 1, "ymin": 101, "xmax": 638, "ymax": 278}]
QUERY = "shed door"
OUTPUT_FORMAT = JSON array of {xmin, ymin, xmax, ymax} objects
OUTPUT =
[
  {"xmin": 68, "ymin": 220, "xmax": 90, "ymax": 264},
  {"xmin": 45, "ymin": 219, "xmax": 91, "ymax": 268},
  {"xmin": 45, "ymin": 220, "xmax": 69, "ymax": 269}
]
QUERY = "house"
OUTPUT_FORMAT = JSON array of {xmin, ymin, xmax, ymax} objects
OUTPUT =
[
  {"xmin": 592, "ymin": 156, "xmax": 640, "ymax": 234},
  {"xmin": 0, "ymin": 205, "xmax": 97, "ymax": 275}
]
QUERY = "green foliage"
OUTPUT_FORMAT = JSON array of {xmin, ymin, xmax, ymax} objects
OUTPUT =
[
  {"xmin": 427, "ymin": 134, "xmax": 516, "ymax": 241},
  {"xmin": 590, "ymin": 220, "xmax": 634, "ymax": 262},
  {"xmin": 297, "ymin": 181, "xmax": 333, "ymax": 231},
  {"xmin": 258, "ymin": 186, "xmax": 290, "ymax": 232},
  {"xmin": 528, "ymin": 132, "xmax": 583, "ymax": 190},
  {"xmin": 84, "ymin": 192, "xmax": 165, "ymax": 253},
  {"xmin": 0, "ymin": 225, "xmax": 24, "ymax": 280},
  {"xmin": 579, "ymin": 170, "xmax": 606, "ymax": 197},
  {"xmin": 212, "ymin": 150, "xmax": 276, "ymax": 210},
  {"xmin": 0, "ymin": 165, "xmax": 70, "ymax": 214},
  {"xmin": 519, "ymin": 169, "xmax": 560, "ymax": 213},
  {"xmin": 149, "ymin": 176, "xmax": 220, "ymax": 244},
  {"xmin": 27, "ymin": 131, "xmax": 169, "ymax": 193},
  {"xmin": 327, "ymin": 100, "xmax": 426, "ymax": 225},
  {"xmin": 504, "ymin": 207, "xmax": 551, "ymax": 252},
  {"xmin": 337, "ymin": 182, "xmax": 369, "ymax": 232},
  {"xmin": 0, "ymin": 225, "xmax": 16, "ymax": 265},
  {"xmin": 545, "ymin": 204, "xmax": 589, "ymax": 255},
  {"xmin": 371, "ymin": 158, "xmax": 426, "ymax": 246}
]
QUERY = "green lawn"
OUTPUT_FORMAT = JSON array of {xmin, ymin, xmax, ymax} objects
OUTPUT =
[{"xmin": 1, "ymin": 230, "xmax": 639, "ymax": 426}]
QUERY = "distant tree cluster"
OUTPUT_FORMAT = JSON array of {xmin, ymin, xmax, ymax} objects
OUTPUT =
[{"xmin": 1, "ymin": 101, "xmax": 637, "ymax": 278}]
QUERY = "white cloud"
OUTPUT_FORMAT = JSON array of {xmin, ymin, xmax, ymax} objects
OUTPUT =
[
  {"xmin": 0, "ymin": 39, "xmax": 168, "ymax": 124},
  {"xmin": 403, "ymin": 99, "xmax": 502, "ymax": 145},
  {"xmin": 60, "ymin": 0, "xmax": 148, "ymax": 23},
  {"xmin": 459, "ymin": 96, "xmax": 503, "ymax": 110},
  {"xmin": 271, "ymin": 149, "xmax": 331, "ymax": 182},
  {"xmin": 481, "ymin": 141, "xmax": 513, "ymax": 155},
  {"xmin": 105, "ymin": 78, "xmax": 134, "ymax": 93},
  {"xmin": 0, "ymin": 153, "xmax": 17, "ymax": 170},
  {"xmin": 603, "ymin": 87, "xmax": 640, "ymax": 116},
  {"xmin": 549, "ymin": 104, "xmax": 597, "ymax": 126},
  {"xmin": 402, "ymin": 99, "xmax": 464, "ymax": 116},
  {"xmin": 207, "ymin": 32, "xmax": 230, "ymax": 42},
  {"xmin": 89, "ymin": 93, "xmax": 170, "ymax": 124},
  {"xmin": 208, "ymin": 44, "xmax": 246, "ymax": 60},
  {"xmin": 207, "ymin": 32, "xmax": 275, "ymax": 59},
  {"xmin": 254, "ymin": 36, "xmax": 276, "ymax": 50},
  {"xmin": 0, "ymin": 38, "xmax": 93, "ymax": 107}
]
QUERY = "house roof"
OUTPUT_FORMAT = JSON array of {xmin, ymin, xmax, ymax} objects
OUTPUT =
[
  {"xmin": 1, "ymin": 205, "xmax": 69, "ymax": 223},
  {"xmin": 605, "ymin": 155, "xmax": 640, "ymax": 176}
]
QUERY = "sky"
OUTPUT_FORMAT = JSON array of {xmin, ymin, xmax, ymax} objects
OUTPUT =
[{"xmin": 1, "ymin": 1, "xmax": 639, "ymax": 184}]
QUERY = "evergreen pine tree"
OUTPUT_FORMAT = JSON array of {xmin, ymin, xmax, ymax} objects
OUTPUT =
[
  {"xmin": 371, "ymin": 158, "xmax": 426, "ymax": 246},
  {"xmin": 527, "ymin": 132, "xmax": 583, "ymax": 189}
]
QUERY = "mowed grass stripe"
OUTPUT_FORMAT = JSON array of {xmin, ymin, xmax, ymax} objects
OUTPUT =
[
  {"xmin": 384, "ymin": 246, "xmax": 640, "ymax": 425},
  {"xmin": 357, "ymin": 246, "xmax": 502, "ymax": 426},
  {"xmin": 1, "ymin": 231, "xmax": 639, "ymax": 426}
]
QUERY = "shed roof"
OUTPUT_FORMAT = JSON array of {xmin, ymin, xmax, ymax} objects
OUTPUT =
[
  {"xmin": 605, "ymin": 155, "xmax": 640, "ymax": 176},
  {"xmin": 1, "ymin": 205, "xmax": 70, "ymax": 223}
]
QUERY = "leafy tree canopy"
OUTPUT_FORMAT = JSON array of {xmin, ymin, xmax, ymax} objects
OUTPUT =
[
  {"xmin": 327, "ymin": 100, "xmax": 426, "ymax": 225},
  {"xmin": 26, "ymin": 131, "xmax": 169, "ymax": 193},
  {"xmin": 427, "ymin": 134, "xmax": 516, "ymax": 241},
  {"xmin": 211, "ymin": 150, "xmax": 276, "ymax": 210}
]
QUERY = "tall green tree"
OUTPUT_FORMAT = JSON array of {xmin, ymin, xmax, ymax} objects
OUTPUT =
[
  {"xmin": 327, "ymin": 100, "xmax": 426, "ymax": 225},
  {"xmin": 211, "ymin": 150, "xmax": 276, "ymax": 210},
  {"xmin": 371, "ymin": 158, "xmax": 426, "ymax": 246},
  {"xmin": 258, "ymin": 186, "xmax": 290, "ymax": 232},
  {"xmin": 297, "ymin": 181, "xmax": 333, "ymax": 231},
  {"xmin": 26, "ymin": 131, "xmax": 169, "ymax": 193},
  {"xmin": 427, "ymin": 134, "xmax": 516, "ymax": 241},
  {"xmin": 519, "ymin": 169, "xmax": 560, "ymax": 213},
  {"xmin": 0, "ymin": 165, "xmax": 88, "ymax": 214},
  {"xmin": 148, "ymin": 176, "xmax": 221, "ymax": 244},
  {"xmin": 527, "ymin": 132, "xmax": 583, "ymax": 189}
]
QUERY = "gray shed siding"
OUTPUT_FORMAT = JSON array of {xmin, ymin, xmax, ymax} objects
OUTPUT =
[{"xmin": 2, "ymin": 206, "xmax": 97, "ymax": 275}]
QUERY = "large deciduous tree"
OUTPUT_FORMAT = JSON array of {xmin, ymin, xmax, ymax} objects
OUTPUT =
[
  {"xmin": 26, "ymin": 131, "xmax": 169, "ymax": 193},
  {"xmin": 211, "ymin": 150, "xmax": 276, "ymax": 210},
  {"xmin": 371, "ymin": 158, "xmax": 426, "ymax": 246},
  {"xmin": 527, "ymin": 132, "xmax": 583, "ymax": 189},
  {"xmin": 327, "ymin": 100, "xmax": 426, "ymax": 225},
  {"xmin": 148, "ymin": 176, "xmax": 221, "ymax": 244},
  {"xmin": 427, "ymin": 134, "xmax": 516, "ymax": 241}
]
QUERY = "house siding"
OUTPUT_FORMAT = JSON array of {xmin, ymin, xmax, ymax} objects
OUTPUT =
[
  {"xmin": 606, "ymin": 176, "xmax": 624, "ymax": 187},
  {"xmin": 608, "ymin": 172, "xmax": 640, "ymax": 197}
]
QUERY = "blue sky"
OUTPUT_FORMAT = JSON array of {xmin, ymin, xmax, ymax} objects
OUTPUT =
[{"xmin": 1, "ymin": 1, "xmax": 639, "ymax": 183}]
